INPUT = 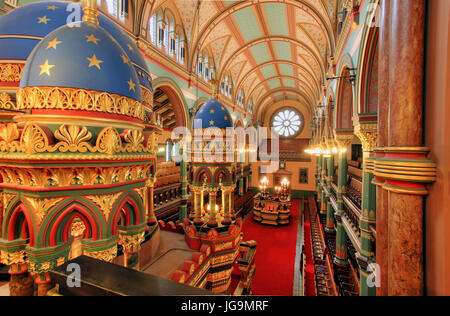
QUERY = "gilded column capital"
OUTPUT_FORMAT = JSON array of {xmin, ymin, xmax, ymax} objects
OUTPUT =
[
  {"xmin": 118, "ymin": 232, "xmax": 145, "ymax": 254},
  {"xmin": 146, "ymin": 175, "xmax": 157, "ymax": 187},
  {"xmin": 189, "ymin": 184, "xmax": 204, "ymax": 193},
  {"xmin": 354, "ymin": 123, "xmax": 378, "ymax": 153},
  {"xmin": 335, "ymin": 134, "xmax": 354, "ymax": 149},
  {"xmin": 206, "ymin": 187, "xmax": 219, "ymax": 195}
]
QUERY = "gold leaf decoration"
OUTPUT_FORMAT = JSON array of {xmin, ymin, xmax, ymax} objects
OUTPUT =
[
  {"xmin": 0, "ymin": 64, "xmax": 23, "ymax": 82},
  {"xmin": 25, "ymin": 197, "xmax": 63, "ymax": 225},
  {"xmin": 20, "ymin": 123, "xmax": 49, "ymax": 154},
  {"xmin": 123, "ymin": 129, "xmax": 144, "ymax": 152},
  {"xmin": 0, "ymin": 92, "xmax": 18, "ymax": 111},
  {"xmin": 0, "ymin": 123, "xmax": 20, "ymax": 152},
  {"xmin": 0, "ymin": 250, "xmax": 26, "ymax": 265},
  {"xmin": 53, "ymin": 125, "xmax": 94, "ymax": 153},
  {"xmin": 50, "ymin": 169, "xmax": 75, "ymax": 187},
  {"xmin": 75, "ymin": 168, "xmax": 98, "ymax": 186},
  {"xmin": 3, "ymin": 193, "xmax": 17, "ymax": 210},
  {"xmin": 16, "ymin": 86, "xmax": 145, "ymax": 121},
  {"xmin": 84, "ymin": 245, "xmax": 117, "ymax": 263},
  {"xmin": 96, "ymin": 127, "xmax": 122, "ymax": 155},
  {"xmin": 88, "ymin": 192, "xmax": 122, "ymax": 220},
  {"xmin": 99, "ymin": 168, "xmax": 116, "ymax": 185}
]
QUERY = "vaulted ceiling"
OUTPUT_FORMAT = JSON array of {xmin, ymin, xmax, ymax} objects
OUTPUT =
[{"xmin": 145, "ymin": 0, "xmax": 337, "ymax": 120}]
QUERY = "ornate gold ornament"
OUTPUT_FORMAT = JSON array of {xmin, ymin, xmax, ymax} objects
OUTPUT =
[
  {"xmin": 0, "ymin": 123, "xmax": 20, "ymax": 152},
  {"xmin": 16, "ymin": 87, "xmax": 146, "ymax": 121},
  {"xmin": 50, "ymin": 168, "xmax": 75, "ymax": 187},
  {"xmin": 0, "ymin": 123, "xmax": 158, "ymax": 157},
  {"xmin": 25, "ymin": 197, "xmax": 63, "ymax": 225},
  {"xmin": 123, "ymin": 129, "xmax": 145, "ymax": 152},
  {"xmin": 0, "ymin": 250, "xmax": 26, "ymax": 265},
  {"xmin": 0, "ymin": 64, "xmax": 24, "ymax": 82},
  {"xmin": 96, "ymin": 127, "xmax": 122, "ymax": 155},
  {"xmin": 88, "ymin": 193, "xmax": 122, "ymax": 220},
  {"xmin": 53, "ymin": 125, "xmax": 93, "ymax": 153},
  {"xmin": 118, "ymin": 232, "xmax": 145, "ymax": 253},
  {"xmin": 3, "ymin": 193, "xmax": 17, "ymax": 210},
  {"xmin": 20, "ymin": 123, "xmax": 49, "ymax": 154},
  {"xmin": 0, "ymin": 92, "xmax": 18, "ymax": 111},
  {"xmin": 141, "ymin": 86, "xmax": 154, "ymax": 107},
  {"xmin": 354, "ymin": 123, "xmax": 378, "ymax": 152},
  {"xmin": 84, "ymin": 245, "xmax": 117, "ymax": 263}
]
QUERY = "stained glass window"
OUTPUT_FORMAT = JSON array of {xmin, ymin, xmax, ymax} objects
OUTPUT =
[{"xmin": 272, "ymin": 109, "xmax": 302, "ymax": 137}]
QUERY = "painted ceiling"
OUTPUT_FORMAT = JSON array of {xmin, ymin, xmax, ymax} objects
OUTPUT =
[
  {"xmin": 79, "ymin": 0, "xmax": 339, "ymax": 123},
  {"xmin": 152, "ymin": 0, "xmax": 337, "ymax": 119}
]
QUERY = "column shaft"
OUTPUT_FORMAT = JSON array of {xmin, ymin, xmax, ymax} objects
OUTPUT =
[
  {"xmin": 387, "ymin": 0, "xmax": 426, "ymax": 296},
  {"xmin": 335, "ymin": 150, "xmax": 349, "ymax": 266},
  {"xmin": 325, "ymin": 154, "xmax": 335, "ymax": 233},
  {"xmin": 376, "ymin": 0, "xmax": 390, "ymax": 296}
]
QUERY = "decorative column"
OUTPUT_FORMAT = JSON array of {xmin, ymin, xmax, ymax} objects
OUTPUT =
[
  {"xmin": 316, "ymin": 154, "xmax": 322, "ymax": 203},
  {"xmin": 118, "ymin": 231, "xmax": 145, "ymax": 271},
  {"xmin": 190, "ymin": 185, "xmax": 203, "ymax": 225},
  {"xmin": 373, "ymin": 0, "xmax": 390, "ymax": 296},
  {"xmin": 325, "ymin": 153, "xmax": 335, "ymax": 233},
  {"xmin": 353, "ymin": 117, "xmax": 378, "ymax": 297},
  {"xmin": 229, "ymin": 188, "xmax": 235, "ymax": 220},
  {"xmin": 221, "ymin": 185, "xmax": 235, "ymax": 225},
  {"xmin": 35, "ymin": 272, "xmax": 52, "ymax": 297},
  {"xmin": 334, "ymin": 135, "xmax": 353, "ymax": 267},
  {"xmin": 207, "ymin": 187, "xmax": 219, "ymax": 227},
  {"xmin": 4, "ymin": 255, "xmax": 34, "ymax": 296},
  {"xmin": 374, "ymin": 0, "xmax": 435, "ymax": 296},
  {"xmin": 146, "ymin": 176, "xmax": 157, "ymax": 225},
  {"xmin": 320, "ymin": 155, "xmax": 328, "ymax": 216},
  {"xmin": 179, "ymin": 154, "xmax": 188, "ymax": 222},
  {"xmin": 239, "ymin": 164, "xmax": 245, "ymax": 196}
]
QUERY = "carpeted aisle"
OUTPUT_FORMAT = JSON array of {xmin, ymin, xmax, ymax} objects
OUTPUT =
[{"xmin": 241, "ymin": 200, "xmax": 300, "ymax": 296}]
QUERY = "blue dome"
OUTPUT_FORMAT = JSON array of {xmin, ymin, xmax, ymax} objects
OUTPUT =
[
  {"xmin": 0, "ymin": 1, "xmax": 72, "ymax": 61},
  {"xmin": 20, "ymin": 21, "xmax": 142, "ymax": 101},
  {"xmin": 194, "ymin": 99, "xmax": 233, "ymax": 129},
  {"xmin": 98, "ymin": 14, "xmax": 152, "ymax": 92},
  {"xmin": 0, "ymin": 1, "xmax": 152, "ymax": 91}
]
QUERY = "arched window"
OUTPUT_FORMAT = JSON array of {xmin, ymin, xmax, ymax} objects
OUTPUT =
[
  {"xmin": 237, "ymin": 89, "xmax": 244, "ymax": 107},
  {"xmin": 149, "ymin": 14, "xmax": 157, "ymax": 45},
  {"xmin": 177, "ymin": 31, "xmax": 185, "ymax": 64},
  {"xmin": 248, "ymin": 100, "xmax": 253, "ymax": 113},
  {"xmin": 101, "ymin": 0, "xmax": 127, "ymax": 22}
]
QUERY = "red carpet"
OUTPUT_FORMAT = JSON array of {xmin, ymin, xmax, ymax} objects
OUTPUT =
[
  {"xmin": 303, "ymin": 199, "xmax": 316, "ymax": 296},
  {"xmin": 241, "ymin": 200, "xmax": 300, "ymax": 296}
]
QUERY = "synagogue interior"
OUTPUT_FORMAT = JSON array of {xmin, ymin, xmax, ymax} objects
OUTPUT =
[{"xmin": 0, "ymin": 0, "xmax": 448, "ymax": 297}]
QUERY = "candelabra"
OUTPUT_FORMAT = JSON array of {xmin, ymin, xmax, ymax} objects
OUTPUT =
[{"xmin": 259, "ymin": 176, "xmax": 269, "ymax": 198}]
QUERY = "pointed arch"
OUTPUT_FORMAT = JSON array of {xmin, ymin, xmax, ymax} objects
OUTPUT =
[
  {"xmin": 108, "ymin": 190, "xmax": 145, "ymax": 236},
  {"xmin": 4, "ymin": 200, "xmax": 36, "ymax": 247},
  {"xmin": 194, "ymin": 167, "xmax": 213, "ymax": 184},
  {"xmin": 38, "ymin": 197, "xmax": 106, "ymax": 249}
]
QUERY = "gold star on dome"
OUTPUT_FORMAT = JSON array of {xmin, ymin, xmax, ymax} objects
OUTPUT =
[
  {"xmin": 128, "ymin": 78, "xmax": 136, "ymax": 91},
  {"xmin": 47, "ymin": 5, "xmax": 57, "ymax": 11},
  {"xmin": 86, "ymin": 34, "xmax": 100, "ymax": 45},
  {"xmin": 221, "ymin": 106, "xmax": 225, "ymax": 111},
  {"xmin": 38, "ymin": 16, "xmax": 50, "ymax": 24},
  {"xmin": 209, "ymin": 120, "xmax": 215, "ymax": 126},
  {"xmin": 46, "ymin": 37, "xmax": 62, "ymax": 50},
  {"xmin": 224, "ymin": 116, "xmax": 228, "ymax": 121},
  {"xmin": 86, "ymin": 55, "xmax": 103, "ymax": 70},
  {"xmin": 39, "ymin": 60, "xmax": 55, "ymax": 76},
  {"xmin": 210, "ymin": 109, "xmax": 215, "ymax": 114},
  {"xmin": 120, "ymin": 54, "xmax": 129, "ymax": 64},
  {"xmin": 127, "ymin": 44, "xmax": 134, "ymax": 51}
]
